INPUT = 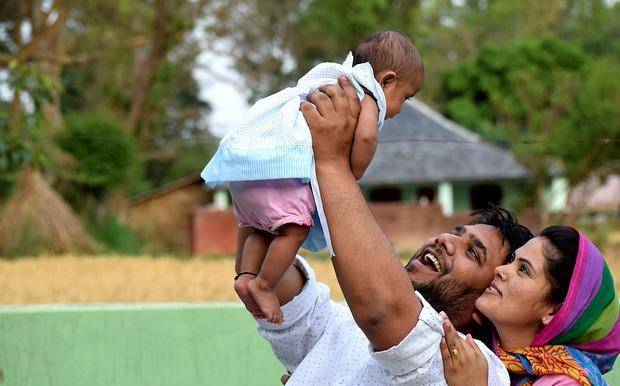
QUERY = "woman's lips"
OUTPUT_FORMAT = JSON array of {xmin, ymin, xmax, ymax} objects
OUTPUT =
[{"xmin": 486, "ymin": 282, "xmax": 502, "ymax": 296}]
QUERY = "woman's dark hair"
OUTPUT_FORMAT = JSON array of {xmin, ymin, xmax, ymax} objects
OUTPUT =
[{"xmin": 539, "ymin": 226, "xmax": 580, "ymax": 305}]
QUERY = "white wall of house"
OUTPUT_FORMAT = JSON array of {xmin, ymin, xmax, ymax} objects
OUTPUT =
[
  {"xmin": 438, "ymin": 182, "xmax": 454, "ymax": 216},
  {"xmin": 545, "ymin": 177, "xmax": 569, "ymax": 213},
  {"xmin": 213, "ymin": 189, "xmax": 229, "ymax": 209}
]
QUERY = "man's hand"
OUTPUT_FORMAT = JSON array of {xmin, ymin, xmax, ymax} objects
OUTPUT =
[{"xmin": 301, "ymin": 77, "xmax": 361, "ymax": 167}]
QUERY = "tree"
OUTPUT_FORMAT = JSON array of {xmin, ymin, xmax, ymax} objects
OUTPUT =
[
  {"xmin": 438, "ymin": 37, "xmax": 619, "ymax": 219},
  {"xmin": 203, "ymin": 0, "xmax": 422, "ymax": 100},
  {"xmin": 550, "ymin": 57, "xmax": 620, "ymax": 183},
  {"xmin": 0, "ymin": 61, "xmax": 97, "ymax": 256},
  {"xmin": 0, "ymin": 0, "xmax": 213, "ymax": 254}
]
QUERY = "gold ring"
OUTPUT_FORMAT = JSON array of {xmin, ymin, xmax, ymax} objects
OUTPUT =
[{"xmin": 450, "ymin": 347, "xmax": 461, "ymax": 361}]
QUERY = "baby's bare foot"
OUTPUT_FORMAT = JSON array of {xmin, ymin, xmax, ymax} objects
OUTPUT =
[
  {"xmin": 234, "ymin": 274, "xmax": 264, "ymax": 318},
  {"xmin": 248, "ymin": 277, "xmax": 283, "ymax": 324}
]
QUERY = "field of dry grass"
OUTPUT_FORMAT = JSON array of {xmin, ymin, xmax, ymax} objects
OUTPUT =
[
  {"xmin": 1, "ymin": 244, "xmax": 617, "ymax": 305},
  {"xmin": 0, "ymin": 255, "xmax": 345, "ymax": 304}
]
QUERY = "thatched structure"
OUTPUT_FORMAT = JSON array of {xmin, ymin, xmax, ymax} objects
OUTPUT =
[{"xmin": 0, "ymin": 168, "xmax": 98, "ymax": 257}]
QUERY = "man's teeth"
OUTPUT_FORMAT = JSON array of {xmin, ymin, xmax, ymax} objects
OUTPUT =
[{"xmin": 424, "ymin": 253, "xmax": 442, "ymax": 273}]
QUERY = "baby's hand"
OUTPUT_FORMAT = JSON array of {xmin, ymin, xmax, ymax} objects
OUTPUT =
[{"xmin": 234, "ymin": 273, "xmax": 265, "ymax": 319}]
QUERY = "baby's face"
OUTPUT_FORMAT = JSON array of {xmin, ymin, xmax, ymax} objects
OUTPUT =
[{"xmin": 383, "ymin": 78, "xmax": 422, "ymax": 119}]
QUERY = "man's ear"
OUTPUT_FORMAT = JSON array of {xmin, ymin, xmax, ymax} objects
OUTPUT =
[{"xmin": 377, "ymin": 71, "xmax": 397, "ymax": 87}]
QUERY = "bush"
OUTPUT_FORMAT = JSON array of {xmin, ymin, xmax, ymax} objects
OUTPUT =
[
  {"xmin": 58, "ymin": 112, "xmax": 136, "ymax": 195},
  {"xmin": 89, "ymin": 216, "xmax": 142, "ymax": 255}
]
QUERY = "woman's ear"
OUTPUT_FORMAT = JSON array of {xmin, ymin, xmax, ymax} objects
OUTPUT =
[
  {"xmin": 378, "ymin": 71, "xmax": 397, "ymax": 87},
  {"xmin": 541, "ymin": 304, "xmax": 561, "ymax": 326}
]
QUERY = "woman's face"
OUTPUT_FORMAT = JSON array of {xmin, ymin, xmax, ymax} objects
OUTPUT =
[{"xmin": 475, "ymin": 237, "xmax": 556, "ymax": 331}]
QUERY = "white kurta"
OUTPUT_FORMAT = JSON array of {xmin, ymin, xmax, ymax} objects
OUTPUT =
[{"xmin": 256, "ymin": 257, "xmax": 510, "ymax": 385}]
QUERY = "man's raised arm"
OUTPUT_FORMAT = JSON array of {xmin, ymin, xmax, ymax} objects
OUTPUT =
[{"xmin": 301, "ymin": 77, "xmax": 421, "ymax": 351}]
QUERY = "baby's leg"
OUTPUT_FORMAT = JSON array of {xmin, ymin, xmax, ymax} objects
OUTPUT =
[
  {"xmin": 248, "ymin": 223, "xmax": 310, "ymax": 324},
  {"xmin": 234, "ymin": 226, "xmax": 254, "ymax": 274},
  {"xmin": 234, "ymin": 229, "xmax": 273, "ymax": 318}
]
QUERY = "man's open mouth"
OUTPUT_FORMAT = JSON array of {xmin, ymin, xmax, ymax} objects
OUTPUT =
[{"xmin": 419, "ymin": 249, "xmax": 443, "ymax": 274}]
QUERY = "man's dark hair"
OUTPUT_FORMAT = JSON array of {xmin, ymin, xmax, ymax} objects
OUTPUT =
[
  {"xmin": 468, "ymin": 204, "xmax": 533, "ymax": 262},
  {"xmin": 353, "ymin": 30, "xmax": 424, "ymax": 82}
]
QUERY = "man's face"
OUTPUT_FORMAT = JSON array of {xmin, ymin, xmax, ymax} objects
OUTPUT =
[{"xmin": 404, "ymin": 224, "xmax": 510, "ymax": 328}]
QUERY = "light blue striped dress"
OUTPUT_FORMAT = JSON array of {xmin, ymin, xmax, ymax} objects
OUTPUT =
[{"xmin": 201, "ymin": 53, "xmax": 387, "ymax": 254}]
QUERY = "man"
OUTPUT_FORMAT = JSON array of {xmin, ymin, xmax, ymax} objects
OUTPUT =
[{"xmin": 235, "ymin": 77, "xmax": 533, "ymax": 385}]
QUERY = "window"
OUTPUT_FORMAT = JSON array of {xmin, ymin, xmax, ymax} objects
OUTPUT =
[
  {"xmin": 416, "ymin": 186, "xmax": 436, "ymax": 205},
  {"xmin": 369, "ymin": 186, "xmax": 402, "ymax": 202}
]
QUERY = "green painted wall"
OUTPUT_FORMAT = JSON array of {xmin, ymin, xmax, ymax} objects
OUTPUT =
[
  {"xmin": 452, "ymin": 183, "xmax": 471, "ymax": 213},
  {"xmin": 2, "ymin": 303, "xmax": 617, "ymax": 386},
  {"xmin": 363, "ymin": 180, "xmax": 526, "ymax": 215},
  {"xmin": 0, "ymin": 303, "xmax": 283, "ymax": 386},
  {"xmin": 501, "ymin": 181, "xmax": 526, "ymax": 212}
]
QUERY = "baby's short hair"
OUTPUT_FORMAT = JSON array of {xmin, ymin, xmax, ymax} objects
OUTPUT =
[{"xmin": 353, "ymin": 30, "xmax": 424, "ymax": 82}]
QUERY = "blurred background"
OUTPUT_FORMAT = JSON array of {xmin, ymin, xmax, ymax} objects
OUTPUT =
[{"xmin": 0, "ymin": 0, "xmax": 619, "ymax": 304}]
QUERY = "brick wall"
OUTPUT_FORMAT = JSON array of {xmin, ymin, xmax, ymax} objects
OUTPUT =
[
  {"xmin": 190, "ymin": 207, "xmax": 238, "ymax": 255},
  {"xmin": 190, "ymin": 203, "xmax": 542, "ymax": 255}
]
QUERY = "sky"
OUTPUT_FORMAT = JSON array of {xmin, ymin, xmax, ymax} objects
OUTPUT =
[{"xmin": 193, "ymin": 50, "xmax": 248, "ymax": 138}]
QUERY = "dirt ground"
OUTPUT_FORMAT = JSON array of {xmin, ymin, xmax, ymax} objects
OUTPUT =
[{"xmin": 1, "ymin": 244, "xmax": 618, "ymax": 305}]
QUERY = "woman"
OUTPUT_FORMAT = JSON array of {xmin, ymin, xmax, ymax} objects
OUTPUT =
[{"xmin": 441, "ymin": 226, "xmax": 619, "ymax": 385}]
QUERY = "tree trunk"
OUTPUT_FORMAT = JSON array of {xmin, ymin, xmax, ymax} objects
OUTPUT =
[
  {"xmin": 534, "ymin": 170, "xmax": 550, "ymax": 227},
  {"xmin": 127, "ymin": 0, "xmax": 171, "ymax": 134}
]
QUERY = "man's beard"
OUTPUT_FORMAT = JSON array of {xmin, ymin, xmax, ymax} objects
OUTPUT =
[{"xmin": 412, "ymin": 277, "xmax": 482, "ymax": 328}]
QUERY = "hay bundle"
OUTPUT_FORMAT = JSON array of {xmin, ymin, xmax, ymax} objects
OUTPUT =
[{"xmin": 0, "ymin": 168, "xmax": 98, "ymax": 257}]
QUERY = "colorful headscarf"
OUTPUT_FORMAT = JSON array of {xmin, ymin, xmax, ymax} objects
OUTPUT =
[{"xmin": 496, "ymin": 231, "xmax": 620, "ymax": 385}]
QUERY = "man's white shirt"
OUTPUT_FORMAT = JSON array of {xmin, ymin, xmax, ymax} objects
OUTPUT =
[{"xmin": 256, "ymin": 256, "xmax": 510, "ymax": 385}]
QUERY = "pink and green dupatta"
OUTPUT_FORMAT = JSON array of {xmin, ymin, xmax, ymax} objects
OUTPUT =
[{"xmin": 496, "ymin": 231, "xmax": 620, "ymax": 385}]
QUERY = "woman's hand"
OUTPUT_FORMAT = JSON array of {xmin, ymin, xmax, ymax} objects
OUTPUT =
[{"xmin": 439, "ymin": 311, "xmax": 488, "ymax": 386}]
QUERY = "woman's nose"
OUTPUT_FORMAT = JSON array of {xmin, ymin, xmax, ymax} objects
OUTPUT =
[{"xmin": 494, "ymin": 264, "xmax": 508, "ymax": 280}]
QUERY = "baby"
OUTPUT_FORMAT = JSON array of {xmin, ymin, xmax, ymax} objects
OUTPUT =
[{"xmin": 201, "ymin": 30, "xmax": 424, "ymax": 323}]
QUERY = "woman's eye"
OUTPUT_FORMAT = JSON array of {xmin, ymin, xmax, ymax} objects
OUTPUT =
[{"xmin": 519, "ymin": 265, "xmax": 529, "ymax": 275}]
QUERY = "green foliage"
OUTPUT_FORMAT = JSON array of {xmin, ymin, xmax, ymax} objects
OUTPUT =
[
  {"xmin": 0, "ymin": 136, "xmax": 31, "ymax": 174},
  {"xmin": 205, "ymin": 0, "xmax": 421, "ymax": 99},
  {"xmin": 140, "ymin": 140, "xmax": 216, "ymax": 192},
  {"xmin": 550, "ymin": 58, "xmax": 620, "ymax": 182},
  {"xmin": 89, "ymin": 216, "xmax": 142, "ymax": 255},
  {"xmin": 58, "ymin": 112, "xmax": 136, "ymax": 194},
  {"xmin": 291, "ymin": 0, "xmax": 418, "ymax": 71},
  {"xmin": 439, "ymin": 37, "xmax": 619, "ymax": 187},
  {"xmin": 0, "ymin": 61, "xmax": 61, "ymax": 198},
  {"xmin": 441, "ymin": 38, "xmax": 587, "ymax": 141},
  {"xmin": 439, "ymin": 39, "xmax": 577, "ymax": 172},
  {"xmin": 0, "ymin": 136, "xmax": 31, "ymax": 200}
]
